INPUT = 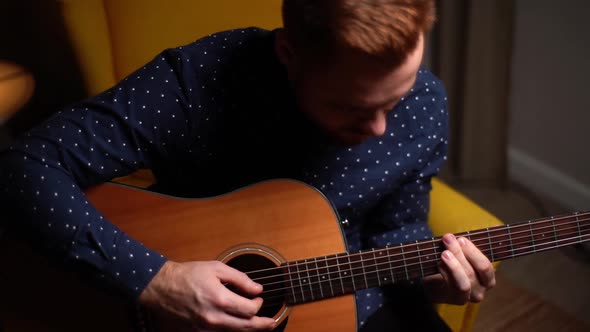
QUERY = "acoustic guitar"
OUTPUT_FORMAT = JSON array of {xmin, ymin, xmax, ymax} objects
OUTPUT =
[{"xmin": 0, "ymin": 179, "xmax": 588, "ymax": 331}]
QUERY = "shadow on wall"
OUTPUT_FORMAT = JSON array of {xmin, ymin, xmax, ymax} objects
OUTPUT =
[{"xmin": 0, "ymin": 0, "xmax": 85, "ymax": 137}]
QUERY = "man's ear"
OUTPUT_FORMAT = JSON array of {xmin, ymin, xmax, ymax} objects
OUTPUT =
[{"xmin": 274, "ymin": 29, "xmax": 297, "ymax": 80}]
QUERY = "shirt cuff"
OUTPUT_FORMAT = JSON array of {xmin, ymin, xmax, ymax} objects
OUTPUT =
[{"xmin": 69, "ymin": 212, "xmax": 168, "ymax": 299}]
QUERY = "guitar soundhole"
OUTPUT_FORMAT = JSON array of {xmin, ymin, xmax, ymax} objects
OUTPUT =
[{"xmin": 225, "ymin": 253, "xmax": 286, "ymax": 319}]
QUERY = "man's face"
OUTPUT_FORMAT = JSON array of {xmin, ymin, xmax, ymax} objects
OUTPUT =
[{"xmin": 277, "ymin": 33, "xmax": 424, "ymax": 146}]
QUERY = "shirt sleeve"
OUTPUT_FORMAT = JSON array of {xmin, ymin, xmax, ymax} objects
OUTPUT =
[
  {"xmin": 0, "ymin": 45, "xmax": 203, "ymax": 299},
  {"xmin": 368, "ymin": 72, "xmax": 449, "ymax": 247}
]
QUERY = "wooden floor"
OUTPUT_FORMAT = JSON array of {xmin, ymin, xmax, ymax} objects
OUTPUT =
[
  {"xmin": 455, "ymin": 182, "xmax": 590, "ymax": 332},
  {"xmin": 473, "ymin": 268, "xmax": 589, "ymax": 331}
]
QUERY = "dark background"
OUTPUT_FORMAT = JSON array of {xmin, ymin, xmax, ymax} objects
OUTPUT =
[{"xmin": 0, "ymin": 1, "xmax": 85, "ymax": 137}]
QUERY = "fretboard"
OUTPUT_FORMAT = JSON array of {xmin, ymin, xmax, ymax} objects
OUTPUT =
[{"xmin": 282, "ymin": 211, "xmax": 590, "ymax": 305}]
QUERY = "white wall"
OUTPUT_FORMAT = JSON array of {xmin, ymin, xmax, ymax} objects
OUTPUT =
[{"xmin": 508, "ymin": 0, "xmax": 590, "ymax": 210}]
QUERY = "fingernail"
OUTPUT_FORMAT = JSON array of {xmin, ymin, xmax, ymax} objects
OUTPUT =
[
  {"xmin": 459, "ymin": 237, "xmax": 467, "ymax": 246},
  {"xmin": 443, "ymin": 234, "xmax": 455, "ymax": 245},
  {"xmin": 443, "ymin": 250, "xmax": 453, "ymax": 260}
]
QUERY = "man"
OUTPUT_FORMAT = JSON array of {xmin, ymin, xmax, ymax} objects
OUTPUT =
[{"xmin": 0, "ymin": 0, "xmax": 495, "ymax": 331}]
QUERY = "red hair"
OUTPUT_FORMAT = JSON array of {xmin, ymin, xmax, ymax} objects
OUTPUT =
[{"xmin": 282, "ymin": 0, "xmax": 435, "ymax": 65}]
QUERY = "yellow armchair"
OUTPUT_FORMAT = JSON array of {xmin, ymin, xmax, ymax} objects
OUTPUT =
[{"xmin": 57, "ymin": 1, "xmax": 503, "ymax": 331}]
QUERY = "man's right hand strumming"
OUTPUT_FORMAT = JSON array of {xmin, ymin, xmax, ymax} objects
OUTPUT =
[{"xmin": 139, "ymin": 260, "xmax": 277, "ymax": 331}]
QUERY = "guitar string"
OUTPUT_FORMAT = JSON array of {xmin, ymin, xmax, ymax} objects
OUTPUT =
[
  {"xmin": 244, "ymin": 216, "xmax": 590, "ymax": 284},
  {"xmin": 258, "ymin": 231, "xmax": 590, "ymax": 308},
  {"xmin": 251, "ymin": 223, "xmax": 590, "ymax": 292},
  {"xmin": 255, "ymin": 231, "xmax": 590, "ymax": 308},
  {"xmin": 243, "ymin": 212, "xmax": 589, "ymax": 279},
  {"xmin": 248, "ymin": 219, "xmax": 590, "ymax": 289},
  {"xmin": 251, "ymin": 222, "xmax": 590, "ymax": 290}
]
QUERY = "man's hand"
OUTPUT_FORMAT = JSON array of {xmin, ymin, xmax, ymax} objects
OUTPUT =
[
  {"xmin": 139, "ymin": 260, "xmax": 277, "ymax": 331},
  {"xmin": 423, "ymin": 234, "xmax": 496, "ymax": 304}
]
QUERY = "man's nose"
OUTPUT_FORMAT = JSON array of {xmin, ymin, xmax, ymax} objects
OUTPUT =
[{"xmin": 363, "ymin": 110, "xmax": 387, "ymax": 136}]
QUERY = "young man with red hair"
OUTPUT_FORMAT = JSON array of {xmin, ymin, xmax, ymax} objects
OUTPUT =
[{"xmin": 0, "ymin": 0, "xmax": 494, "ymax": 331}]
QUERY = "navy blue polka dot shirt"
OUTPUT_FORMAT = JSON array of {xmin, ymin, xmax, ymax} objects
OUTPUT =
[{"xmin": 0, "ymin": 27, "xmax": 448, "ymax": 328}]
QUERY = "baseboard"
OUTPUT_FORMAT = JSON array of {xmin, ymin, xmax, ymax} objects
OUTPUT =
[{"xmin": 508, "ymin": 147, "xmax": 590, "ymax": 211}]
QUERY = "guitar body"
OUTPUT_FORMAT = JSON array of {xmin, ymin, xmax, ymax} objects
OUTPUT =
[{"xmin": 0, "ymin": 179, "xmax": 357, "ymax": 331}]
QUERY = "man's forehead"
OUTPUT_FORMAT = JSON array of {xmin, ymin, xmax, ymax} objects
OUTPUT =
[
  {"xmin": 344, "ymin": 74, "xmax": 417, "ymax": 108},
  {"xmin": 322, "ymin": 35, "xmax": 423, "ymax": 90}
]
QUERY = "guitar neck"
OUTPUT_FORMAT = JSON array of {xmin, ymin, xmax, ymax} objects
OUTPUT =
[{"xmin": 283, "ymin": 211, "xmax": 590, "ymax": 305}]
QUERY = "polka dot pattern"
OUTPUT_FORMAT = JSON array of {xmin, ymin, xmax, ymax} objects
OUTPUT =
[{"xmin": 0, "ymin": 27, "xmax": 448, "ymax": 329}]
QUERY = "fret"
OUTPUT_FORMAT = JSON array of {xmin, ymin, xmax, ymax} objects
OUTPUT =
[
  {"xmin": 405, "ymin": 241, "xmax": 423, "ymax": 280},
  {"xmin": 492, "ymin": 226, "xmax": 510, "ymax": 260},
  {"xmin": 334, "ymin": 253, "xmax": 347, "ymax": 294},
  {"xmin": 415, "ymin": 240, "xmax": 425, "ymax": 278},
  {"xmin": 583, "ymin": 212, "xmax": 590, "ymax": 237},
  {"xmin": 486, "ymin": 228, "xmax": 495, "ymax": 262},
  {"xmin": 431, "ymin": 238, "xmax": 440, "ymax": 260},
  {"xmin": 285, "ymin": 261, "xmax": 300, "ymax": 304},
  {"xmin": 305, "ymin": 258, "xmax": 319, "ymax": 301},
  {"xmin": 336, "ymin": 253, "xmax": 354, "ymax": 293},
  {"xmin": 466, "ymin": 229, "xmax": 491, "ymax": 262},
  {"xmin": 386, "ymin": 246, "xmax": 396, "ymax": 284},
  {"xmin": 359, "ymin": 250, "xmax": 370, "ymax": 289},
  {"xmin": 510, "ymin": 222, "xmax": 532, "ymax": 257},
  {"xmin": 316, "ymin": 256, "xmax": 333, "ymax": 298},
  {"xmin": 399, "ymin": 243, "xmax": 410, "ymax": 280},
  {"xmin": 349, "ymin": 250, "xmax": 369, "ymax": 290},
  {"xmin": 551, "ymin": 216, "xmax": 558, "ymax": 244},
  {"xmin": 416, "ymin": 240, "xmax": 438, "ymax": 277},
  {"xmin": 348, "ymin": 251, "xmax": 365, "ymax": 290},
  {"xmin": 387, "ymin": 245, "xmax": 407, "ymax": 282},
  {"xmin": 554, "ymin": 214, "xmax": 579, "ymax": 246},
  {"xmin": 285, "ymin": 262, "xmax": 296, "ymax": 304},
  {"xmin": 326, "ymin": 254, "xmax": 345, "ymax": 296},
  {"xmin": 532, "ymin": 219, "xmax": 554, "ymax": 251},
  {"xmin": 575, "ymin": 212, "xmax": 582, "ymax": 239},
  {"xmin": 528, "ymin": 221, "xmax": 537, "ymax": 253},
  {"xmin": 506, "ymin": 224, "xmax": 516, "ymax": 258},
  {"xmin": 347, "ymin": 254, "xmax": 358, "ymax": 291},
  {"xmin": 295, "ymin": 259, "xmax": 307, "ymax": 303},
  {"xmin": 359, "ymin": 251, "xmax": 369, "ymax": 288},
  {"xmin": 364, "ymin": 249, "xmax": 380, "ymax": 288},
  {"xmin": 312, "ymin": 257, "xmax": 323, "ymax": 300},
  {"xmin": 305, "ymin": 259, "xmax": 316, "ymax": 300},
  {"xmin": 373, "ymin": 249, "xmax": 388, "ymax": 285}
]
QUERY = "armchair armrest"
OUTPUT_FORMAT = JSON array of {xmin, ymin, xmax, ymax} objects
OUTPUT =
[{"xmin": 429, "ymin": 178, "xmax": 503, "ymax": 235}]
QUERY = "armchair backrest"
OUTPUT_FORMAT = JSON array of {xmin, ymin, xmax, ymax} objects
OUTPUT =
[
  {"xmin": 58, "ymin": 4, "xmax": 504, "ymax": 332},
  {"xmin": 59, "ymin": 0, "xmax": 282, "ymax": 96}
]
